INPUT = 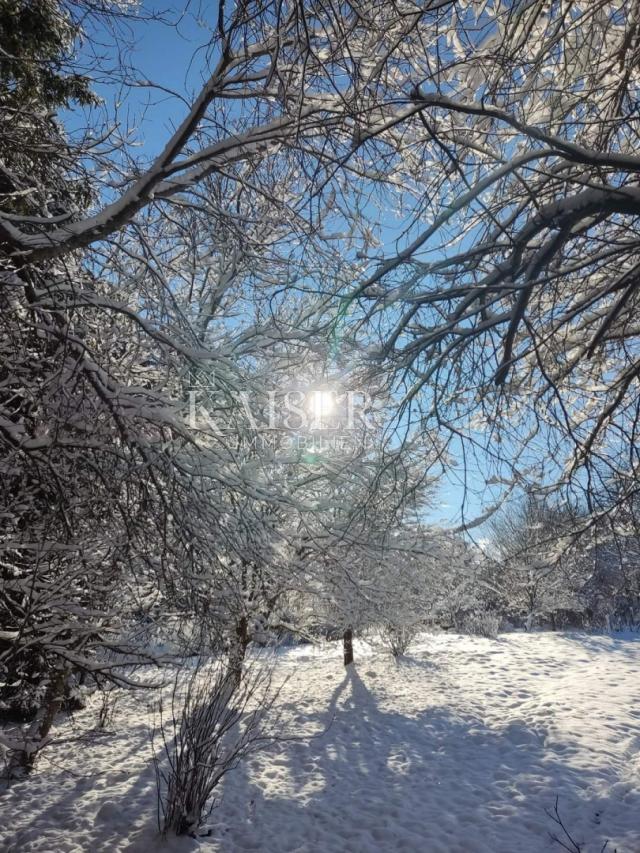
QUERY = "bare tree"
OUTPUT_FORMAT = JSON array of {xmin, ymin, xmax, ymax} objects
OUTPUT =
[
  {"xmin": 344, "ymin": 1, "xmax": 640, "ymax": 523},
  {"xmin": 6, "ymin": 0, "xmax": 640, "ymax": 781},
  {"xmin": 488, "ymin": 492, "xmax": 583, "ymax": 629}
]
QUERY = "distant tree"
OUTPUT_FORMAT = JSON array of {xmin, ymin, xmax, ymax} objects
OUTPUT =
[
  {"xmin": 488, "ymin": 492, "xmax": 585, "ymax": 629},
  {"xmin": 576, "ymin": 477, "xmax": 640, "ymax": 627}
]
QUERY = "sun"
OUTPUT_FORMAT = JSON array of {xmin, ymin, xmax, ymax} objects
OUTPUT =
[{"xmin": 310, "ymin": 388, "xmax": 334, "ymax": 422}]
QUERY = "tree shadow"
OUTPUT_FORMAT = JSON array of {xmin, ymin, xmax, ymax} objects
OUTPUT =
[
  {"xmin": 0, "ymin": 705, "xmax": 166, "ymax": 853},
  {"xmin": 557, "ymin": 631, "xmax": 640, "ymax": 661},
  {"xmin": 207, "ymin": 662, "xmax": 640, "ymax": 853},
  {"xmin": 3, "ymin": 649, "xmax": 639, "ymax": 852}
]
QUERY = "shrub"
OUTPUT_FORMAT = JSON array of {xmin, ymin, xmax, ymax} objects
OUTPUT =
[
  {"xmin": 381, "ymin": 623, "xmax": 418, "ymax": 658},
  {"xmin": 457, "ymin": 612, "xmax": 500, "ymax": 639},
  {"xmin": 153, "ymin": 657, "xmax": 278, "ymax": 837}
]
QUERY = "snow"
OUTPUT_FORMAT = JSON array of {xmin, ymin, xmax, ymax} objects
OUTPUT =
[{"xmin": 2, "ymin": 632, "xmax": 640, "ymax": 852}]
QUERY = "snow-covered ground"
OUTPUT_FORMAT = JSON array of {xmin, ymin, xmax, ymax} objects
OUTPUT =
[{"xmin": 2, "ymin": 632, "xmax": 640, "ymax": 853}]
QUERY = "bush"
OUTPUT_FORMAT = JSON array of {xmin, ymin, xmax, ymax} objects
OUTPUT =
[
  {"xmin": 381, "ymin": 623, "xmax": 418, "ymax": 658},
  {"xmin": 153, "ymin": 657, "xmax": 278, "ymax": 837},
  {"xmin": 457, "ymin": 612, "xmax": 500, "ymax": 639},
  {"xmin": 97, "ymin": 688, "xmax": 119, "ymax": 731}
]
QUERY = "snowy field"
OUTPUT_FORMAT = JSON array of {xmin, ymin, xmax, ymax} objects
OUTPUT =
[{"xmin": 1, "ymin": 632, "xmax": 640, "ymax": 853}]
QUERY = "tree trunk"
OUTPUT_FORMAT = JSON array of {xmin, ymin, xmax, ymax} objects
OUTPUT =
[
  {"xmin": 7, "ymin": 669, "xmax": 67, "ymax": 777},
  {"xmin": 343, "ymin": 627, "xmax": 354, "ymax": 667},
  {"xmin": 229, "ymin": 615, "xmax": 250, "ymax": 687}
]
